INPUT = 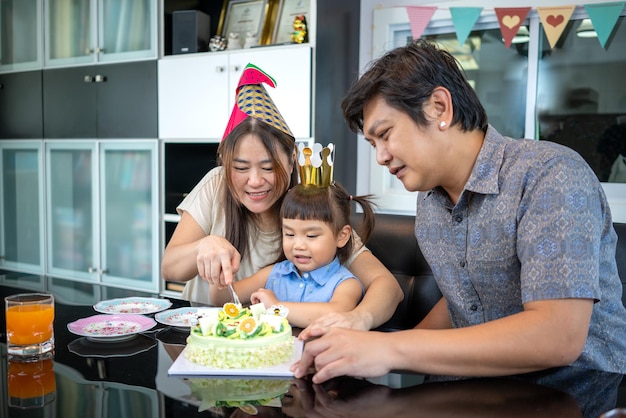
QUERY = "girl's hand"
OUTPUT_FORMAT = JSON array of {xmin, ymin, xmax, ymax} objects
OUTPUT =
[{"xmin": 250, "ymin": 288, "xmax": 279, "ymax": 306}]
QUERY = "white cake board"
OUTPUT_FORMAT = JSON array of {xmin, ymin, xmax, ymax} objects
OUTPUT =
[{"xmin": 168, "ymin": 337, "xmax": 303, "ymax": 377}]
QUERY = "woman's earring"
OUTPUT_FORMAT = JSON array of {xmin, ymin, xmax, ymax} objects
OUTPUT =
[{"xmin": 439, "ymin": 121, "xmax": 447, "ymax": 129}]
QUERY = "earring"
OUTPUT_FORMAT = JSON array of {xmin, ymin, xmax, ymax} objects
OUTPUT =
[{"xmin": 439, "ymin": 121, "xmax": 447, "ymax": 128}]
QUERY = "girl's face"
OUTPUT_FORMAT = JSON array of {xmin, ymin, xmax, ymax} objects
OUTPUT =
[
  {"xmin": 231, "ymin": 134, "xmax": 291, "ymax": 218},
  {"xmin": 281, "ymin": 218, "xmax": 350, "ymax": 273}
]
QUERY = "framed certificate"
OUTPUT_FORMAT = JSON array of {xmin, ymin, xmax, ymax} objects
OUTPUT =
[
  {"xmin": 217, "ymin": 0, "xmax": 272, "ymax": 44},
  {"xmin": 270, "ymin": 0, "xmax": 310, "ymax": 44}
]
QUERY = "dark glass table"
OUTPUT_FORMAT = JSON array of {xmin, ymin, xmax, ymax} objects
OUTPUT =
[{"xmin": 0, "ymin": 273, "xmax": 623, "ymax": 418}]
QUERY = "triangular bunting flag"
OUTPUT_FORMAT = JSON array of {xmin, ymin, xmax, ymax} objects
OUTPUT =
[
  {"xmin": 405, "ymin": 6, "xmax": 437, "ymax": 40},
  {"xmin": 536, "ymin": 6, "xmax": 576, "ymax": 49},
  {"xmin": 495, "ymin": 7, "xmax": 532, "ymax": 48},
  {"xmin": 584, "ymin": 2, "xmax": 625, "ymax": 48},
  {"xmin": 450, "ymin": 7, "xmax": 483, "ymax": 46}
]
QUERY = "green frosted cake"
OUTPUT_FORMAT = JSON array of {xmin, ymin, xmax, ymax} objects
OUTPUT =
[{"xmin": 185, "ymin": 302, "xmax": 293, "ymax": 369}]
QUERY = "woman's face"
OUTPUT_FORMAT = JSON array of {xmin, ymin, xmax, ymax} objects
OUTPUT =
[{"xmin": 231, "ymin": 134, "xmax": 291, "ymax": 216}]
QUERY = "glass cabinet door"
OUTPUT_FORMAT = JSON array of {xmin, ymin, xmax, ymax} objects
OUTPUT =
[
  {"xmin": 0, "ymin": 141, "xmax": 44, "ymax": 273},
  {"xmin": 45, "ymin": 0, "xmax": 156, "ymax": 67},
  {"xmin": 0, "ymin": 0, "xmax": 42, "ymax": 72},
  {"xmin": 100, "ymin": 141, "xmax": 158, "ymax": 292},
  {"xmin": 46, "ymin": 142, "xmax": 98, "ymax": 281},
  {"xmin": 98, "ymin": 0, "xmax": 157, "ymax": 63},
  {"xmin": 45, "ymin": 0, "xmax": 94, "ymax": 67}
]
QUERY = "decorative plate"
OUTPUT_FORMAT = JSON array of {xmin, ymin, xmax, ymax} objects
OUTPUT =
[
  {"xmin": 155, "ymin": 307, "xmax": 219, "ymax": 330},
  {"xmin": 67, "ymin": 314, "xmax": 157, "ymax": 342},
  {"xmin": 93, "ymin": 297, "xmax": 172, "ymax": 315}
]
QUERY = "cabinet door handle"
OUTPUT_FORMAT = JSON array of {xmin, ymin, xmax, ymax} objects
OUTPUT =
[
  {"xmin": 84, "ymin": 75, "xmax": 94, "ymax": 83},
  {"xmin": 85, "ymin": 48, "xmax": 94, "ymax": 54},
  {"xmin": 95, "ymin": 74, "xmax": 106, "ymax": 83},
  {"xmin": 216, "ymin": 66, "xmax": 225, "ymax": 73},
  {"xmin": 0, "ymin": 83, "xmax": 3, "ymax": 89},
  {"xmin": 88, "ymin": 267, "xmax": 96, "ymax": 273},
  {"xmin": 100, "ymin": 269, "xmax": 109, "ymax": 275},
  {"xmin": 96, "ymin": 47, "xmax": 105, "ymax": 53},
  {"xmin": 231, "ymin": 65, "xmax": 240, "ymax": 72}
]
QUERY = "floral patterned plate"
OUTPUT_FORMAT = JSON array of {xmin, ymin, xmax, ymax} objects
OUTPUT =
[
  {"xmin": 93, "ymin": 297, "xmax": 172, "ymax": 315},
  {"xmin": 67, "ymin": 314, "xmax": 157, "ymax": 342},
  {"xmin": 155, "ymin": 307, "xmax": 219, "ymax": 330}
]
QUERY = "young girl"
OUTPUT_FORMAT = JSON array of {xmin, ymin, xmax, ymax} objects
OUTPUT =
[{"xmin": 210, "ymin": 181, "xmax": 376, "ymax": 328}]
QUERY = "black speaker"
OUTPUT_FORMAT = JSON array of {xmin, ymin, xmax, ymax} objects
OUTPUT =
[{"xmin": 172, "ymin": 10, "xmax": 211, "ymax": 54}]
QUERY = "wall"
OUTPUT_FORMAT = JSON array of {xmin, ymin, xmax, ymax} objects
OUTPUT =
[
  {"xmin": 355, "ymin": 0, "xmax": 626, "ymax": 222},
  {"xmin": 314, "ymin": 0, "xmax": 361, "ymax": 192}
]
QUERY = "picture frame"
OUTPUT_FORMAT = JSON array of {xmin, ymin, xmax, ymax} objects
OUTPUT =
[
  {"xmin": 269, "ymin": 0, "xmax": 311, "ymax": 44},
  {"xmin": 217, "ymin": 0, "xmax": 273, "ymax": 46}
]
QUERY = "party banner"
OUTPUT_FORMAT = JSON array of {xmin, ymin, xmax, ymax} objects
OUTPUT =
[
  {"xmin": 536, "ymin": 6, "xmax": 576, "ymax": 49},
  {"xmin": 450, "ymin": 7, "xmax": 484, "ymax": 46},
  {"xmin": 584, "ymin": 2, "xmax": 625, "ymax": 47},
  {"xmin": 405, "ymin": 6, "xmax": 437, "ymax": 40},
  {"xmin": 397, "ymin": 2, "xmax": 624, "ymax": 51},
  {"xmin": 494, "ymin": 7, "xmax": 532, "ymax": 48}
]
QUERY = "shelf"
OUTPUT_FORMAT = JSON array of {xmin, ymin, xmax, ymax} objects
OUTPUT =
[{"xmin": 164, "ymin": 142, "xmax": 219, "ymax": 214}]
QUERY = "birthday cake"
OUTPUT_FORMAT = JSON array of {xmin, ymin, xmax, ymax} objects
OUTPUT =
[{"xmin": 185, "ymin": 303, "xmax": 293, "ymax": 369}]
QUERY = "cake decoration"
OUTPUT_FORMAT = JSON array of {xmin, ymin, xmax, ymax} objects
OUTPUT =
[{"xmin": 185, "ymin": 302, "xmax": 293, "ymax": 368}]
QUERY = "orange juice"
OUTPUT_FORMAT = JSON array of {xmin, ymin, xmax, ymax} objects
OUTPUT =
[
  {"xmin": 6, "ymin": 304, "xmax": 54, "ymax": 345},
  {"xmin": 8, "ymin": 358, "xmax": 56, "ymax": 399}
]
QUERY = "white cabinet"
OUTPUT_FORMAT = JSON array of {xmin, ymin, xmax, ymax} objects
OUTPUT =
[
  {"xmin": 44, "ymin": 0, "xmax": 157, "ymax": 68},
  {"xmin": 0, "ymin": 141, "xmax": 44, "ymax": 274},
  {"xmin": 158, "ymin": 44, "xmax": 312, "ymax": 140},
  {"xmin": 45, "ymin": 140, "xmax": 160, "ymax": 292},
  {"xmin": 0, "ymin": 0, "xmax": 43, "ymax": 73}
]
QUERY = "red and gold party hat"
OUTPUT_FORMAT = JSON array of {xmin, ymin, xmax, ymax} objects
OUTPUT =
[{"xmin": 222, "ymin": 63, "xmax": 294, "ymax": 140}]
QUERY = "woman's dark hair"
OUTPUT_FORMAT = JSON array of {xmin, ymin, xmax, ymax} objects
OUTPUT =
[
  {"xmin": 217, "ymin": 117, "xmax": 298, "ymax": 258},
  {"xmin": 342, "ymin": 39, "xmax": 488, "ymax": 134},
  {"xmin": 279, "ymin": 182, "xmax": 376, "ymax": 264}
]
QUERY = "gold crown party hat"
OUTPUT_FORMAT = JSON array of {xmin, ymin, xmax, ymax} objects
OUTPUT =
[
  {"xmin": 297, "ymin": 142, "xmax": 334, "ymax": 187},
  {"xmin": 222, "ymin": 63, "xmax": 294, "ymax": 140}
]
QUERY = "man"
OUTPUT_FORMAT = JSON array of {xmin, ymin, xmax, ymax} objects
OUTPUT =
[{"xmin": 294, "ymin": 40, "xmax": 626, "ymax": 417}]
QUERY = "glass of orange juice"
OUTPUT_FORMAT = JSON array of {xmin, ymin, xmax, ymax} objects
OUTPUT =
[
  {"xmin": 5, "ymin": 293, "xmax": 55, "ymax": 358},
  {"xmin": 8, "ymin": 357, "xmax": 56, "ymax": 408}
]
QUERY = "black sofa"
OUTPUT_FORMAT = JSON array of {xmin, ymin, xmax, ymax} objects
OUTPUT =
[{"xmin": 359, "ymin": 214, "xmax": 626, "ymax": 332}]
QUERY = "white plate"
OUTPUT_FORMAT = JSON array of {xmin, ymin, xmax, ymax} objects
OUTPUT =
[
  {"xmin": 168, "ymin": 338, "xmax": 303, "ymax": 377},
  {"xmin": 155, "ymin": 307, "xmax": 219, "ymax": 329},
  {"xmin": 67, "ymin": 314, "xmax": 157, "ymax": 342},
  {"xmin": 93, "ymin": 297, "xmax": 172, "ymax": 315}
]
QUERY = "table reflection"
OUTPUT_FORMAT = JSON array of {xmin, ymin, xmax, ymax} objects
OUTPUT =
[
  {"xmin": 8, "ymin": 356, "xmax": 56, "ymax": 409},
  {"xmin": 281, "ymin": 375, "xmax": 582, "ymax": 418}
]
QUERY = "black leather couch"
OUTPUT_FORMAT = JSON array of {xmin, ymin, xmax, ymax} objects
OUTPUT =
[{"xmin": 359, "ymin": 214, "xmax": 626, "ymax": 332}]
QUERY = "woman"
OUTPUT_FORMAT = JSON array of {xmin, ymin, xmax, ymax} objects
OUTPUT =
[{"xmin": 161, "ymin": 64, "xmax": 402, "ymax": 331}]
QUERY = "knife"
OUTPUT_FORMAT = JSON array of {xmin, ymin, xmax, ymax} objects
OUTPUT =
[{"xmin": 228, "ymin": 284, "xmax": 241, "ymax": 306}]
